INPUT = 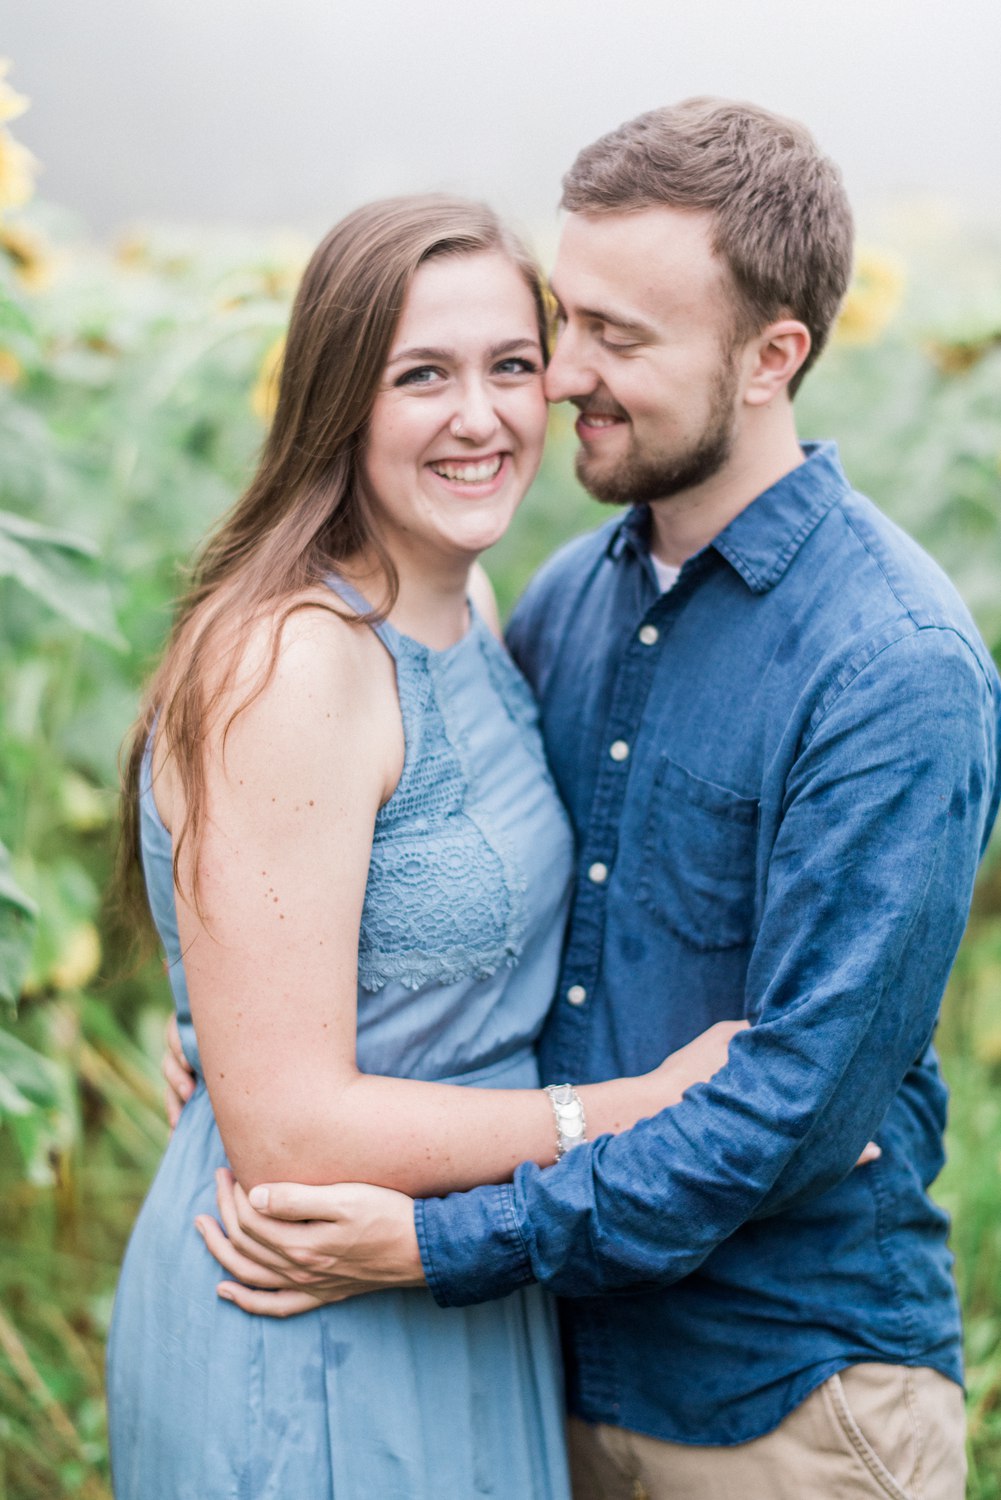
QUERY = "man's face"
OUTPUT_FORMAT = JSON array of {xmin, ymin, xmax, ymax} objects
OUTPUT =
[{"xmin": 545, "ymin": 207, "xmax": 746, "ymax": 507}]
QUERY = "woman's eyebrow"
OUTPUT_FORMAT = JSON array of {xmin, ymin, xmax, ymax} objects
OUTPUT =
[
  {"xmin": 387, "ymin": 345, "xmax": 454, "ymax": 365},
  {"xmin": 387, "ymin": 337, "xmax": 540, "ymax": 366},
  {"xmin": 489, "ymin": 337, "xmax": 542, "ymax": 357}
]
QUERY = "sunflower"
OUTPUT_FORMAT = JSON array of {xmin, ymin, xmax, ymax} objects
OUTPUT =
[
  {"xmin": 251, "ymin": 334, "xmax": 286, "ymax": 424},
  {"xmin": 834, "ymin": 249, "xmax": 906, "ymax": 346},
  {"xmin": 0, "ymin": 128, "xmax": 37, "ymax": 213},
  {"xmin": 0, "ymin": 218, "xmax": 52, "ymax": 289},
  {"xmin": 0, "ymin": 58, "xmax": 29, "ymax": 125}
]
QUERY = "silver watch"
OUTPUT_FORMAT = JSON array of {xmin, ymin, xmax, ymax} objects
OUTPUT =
[{"xmin": 544, "ymin": 1083, "xmax": 588, "ymax": 1161}]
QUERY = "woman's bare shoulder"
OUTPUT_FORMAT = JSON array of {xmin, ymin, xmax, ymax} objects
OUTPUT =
[
  {"xmin": 155, "ymin": 586, "xmax": 401, "ymax": 824},
  {"xmin": 210, "ymin": 587, "xmax": 391, "ymax": 718}
]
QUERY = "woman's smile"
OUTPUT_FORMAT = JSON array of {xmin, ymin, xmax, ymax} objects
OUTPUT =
[{"xmin": 362, "ymin": 250, "xmax": 547, "ymax": 566}]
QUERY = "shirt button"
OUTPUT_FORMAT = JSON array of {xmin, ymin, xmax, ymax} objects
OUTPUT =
[
  {"xmin": 587, "ymin": 861, "xmax": 609, "ymax": 885},
  {"xmin": 566, "ymin": 985, "xmax": 587, "ymax": 1007},
  {"xmin": 638, "ymin": 624, "xmax": 659, "ymax": 645},
  {"xmin": 609, "ymin": 739, "xmax": 630, "ymax": 762}
]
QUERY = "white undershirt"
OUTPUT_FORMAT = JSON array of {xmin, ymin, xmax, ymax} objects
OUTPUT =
[{"xmin": 651, "ymin": 554, "xmax": 682, "ymax": 593}]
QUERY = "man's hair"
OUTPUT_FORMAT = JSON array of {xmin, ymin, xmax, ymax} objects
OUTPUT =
[{"xmin": 561, "ymin": 98, "xmax": 854, "ymax": 393}]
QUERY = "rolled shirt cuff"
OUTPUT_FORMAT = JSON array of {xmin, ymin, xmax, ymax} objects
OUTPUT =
[{"xmin": 415, "ymin": 1182, "xmax": 536, "ymax": 1308}]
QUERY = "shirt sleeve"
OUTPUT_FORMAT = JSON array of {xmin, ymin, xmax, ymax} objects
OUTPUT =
[{"xmin": 417, "ymin": 625, "xmax": 1000, "ymax": 1305}]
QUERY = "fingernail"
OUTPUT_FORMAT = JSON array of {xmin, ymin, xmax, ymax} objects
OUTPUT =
[
  {"xmin": 248, "ymin": 1186, "xmax": 269, "ymax": 1211},
  {"xmin": 194, "ymin": 1218, "xmax": 205, "ymax": 1236},
  {"xmin": 218, "ymin": 1285, "xmax": 234, "ymax": 1302}
]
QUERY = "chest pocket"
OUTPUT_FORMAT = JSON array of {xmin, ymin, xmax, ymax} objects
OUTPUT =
[{"xmin": 637, "ymin": 756, "xmax": 759, "ymax": 952}]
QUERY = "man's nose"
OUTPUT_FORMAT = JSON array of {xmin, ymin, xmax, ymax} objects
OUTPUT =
[{"xmin": 544, "ymin": 325, "xmax": 597, "ymax": 406}]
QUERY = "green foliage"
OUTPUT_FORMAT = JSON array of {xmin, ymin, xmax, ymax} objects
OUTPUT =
[
  {"xmin": 0, "ymin": 840, "xmax": 37, "ymax": 1006},
  {"xmin": 0, "ymin": 209, "xmax": 1000, "ymax": 1494}
]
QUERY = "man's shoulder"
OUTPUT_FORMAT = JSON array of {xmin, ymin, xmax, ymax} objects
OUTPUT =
[
  {"xmin": 837, "ymin": 487, "xmax": 967, "ymax": 618},
  {"xmin": 523, "ymin": 516, "xmax": 622, "ymax": 605},
  {"xmin": 507, "ymin": 517, "xmax": 621, "ymax": 645},
  {"xmin": 806, "ymin": 482, "xmax": 995, "ymax": 679}
]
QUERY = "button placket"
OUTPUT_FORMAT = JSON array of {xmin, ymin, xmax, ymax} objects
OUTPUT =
[{"xmin": 551, "ymin": 586, "xmax": 687, "ymax": 1078}]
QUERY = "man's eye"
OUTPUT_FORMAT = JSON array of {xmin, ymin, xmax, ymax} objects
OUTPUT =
[
  {"xmin": 599, "ymin": 335, "xmax": 640, "ymax": 352},
  {"xmin": 395, "ymin": 366, "xmax": 443, "ymax": 388}
]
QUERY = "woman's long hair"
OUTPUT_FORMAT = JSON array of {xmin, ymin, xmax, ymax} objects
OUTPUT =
[{"xmin": 116, "ymin": 194, "xmax": 549, "ymax": 935}]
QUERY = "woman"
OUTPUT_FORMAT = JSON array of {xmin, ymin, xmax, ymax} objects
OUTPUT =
[{"xmin": 107, "ymin": 195, "xmax": 740, "ymax": 1499}]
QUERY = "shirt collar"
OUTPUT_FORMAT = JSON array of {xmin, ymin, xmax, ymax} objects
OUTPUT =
[{"xmin": 606, "ymin": 442, "xmax": 850, "ymax": 595}]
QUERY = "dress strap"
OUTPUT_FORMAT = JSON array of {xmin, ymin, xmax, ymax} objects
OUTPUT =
[
  {"xmin": 321, "ymin": 571, "xmax": 484, "ymax": 664},
  {"xmin": 320, "ymin": 572, "xmax": 407, "ymax": 658}
]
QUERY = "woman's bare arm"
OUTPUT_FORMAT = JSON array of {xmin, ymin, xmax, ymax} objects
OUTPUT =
[{"xmin": 165, "ymin": 606, "xmax": 740, "ymax": 1197}]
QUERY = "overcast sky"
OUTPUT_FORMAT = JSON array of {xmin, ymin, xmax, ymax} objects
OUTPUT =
[{"xmin": 7, "ymin": 0, "xmax": 1001, "ymax": 240}]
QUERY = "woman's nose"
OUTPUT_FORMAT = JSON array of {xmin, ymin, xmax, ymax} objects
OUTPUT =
[{"xmin": 450, "ymin": 381, "xmax": 501, "ymax": 446}]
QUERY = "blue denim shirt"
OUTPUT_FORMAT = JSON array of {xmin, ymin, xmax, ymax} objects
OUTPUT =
[{"xmin": 414, "ymin": 443, "xmax": 1001, "ymax": 1444}]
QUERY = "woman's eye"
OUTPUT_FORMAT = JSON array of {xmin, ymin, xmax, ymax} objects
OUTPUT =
[
  {"xmin": 494, "ymin": 357, "xmax": 539, "ymax": 377},
  {"xmin": 395, "ymin": 365, "xmax": 443, "ymax": 388}
]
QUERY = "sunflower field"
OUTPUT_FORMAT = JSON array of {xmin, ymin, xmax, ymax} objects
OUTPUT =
[{"xmin": 2, "ymin": 61, "xmax": 1001, "ymax": 1499}]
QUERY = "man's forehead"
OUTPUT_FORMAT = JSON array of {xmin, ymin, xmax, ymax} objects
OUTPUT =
[{"xmin": 550, "ymin": 206, "xmax": 726, "ymax": 316}]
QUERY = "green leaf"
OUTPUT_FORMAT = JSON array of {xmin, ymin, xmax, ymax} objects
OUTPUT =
[
  {"xmin": 0, "ymin": 509, "xmax": 125, "ymax": 646},
  {"xmin": 0, "ymin": 841, "xmax": 37, "ymax": 1006},
  {"xmin": 0, "ymin": 1023, "xmax": 61, "ymax": 1119}
]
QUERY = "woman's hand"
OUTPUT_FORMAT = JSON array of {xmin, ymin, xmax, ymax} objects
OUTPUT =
[{"xmin": 163, "ymin": 1014, "xmax": 195, "ymax": 1129}]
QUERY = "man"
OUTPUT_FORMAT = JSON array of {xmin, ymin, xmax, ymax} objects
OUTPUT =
[{"xmin": 184, "ymin": 100, "xmax": 1000, "ymax": 1497}]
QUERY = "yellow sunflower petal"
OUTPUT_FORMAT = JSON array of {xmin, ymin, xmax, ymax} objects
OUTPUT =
[
  {"xmin": 834, "ymin": 248, "xmax": 906, "ymax": 347},
  {"xmin": 251, "ymin": 335, "xmax": 286, "ymax": 424},
  {"xmin": 0, "ymin": 128, "xmax": 38, "ymax": 212}
]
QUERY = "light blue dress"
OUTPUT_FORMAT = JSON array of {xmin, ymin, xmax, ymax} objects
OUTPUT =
[{"xmin": 107, "ymin": 580, "xmax": 575, "ymax": 1499}]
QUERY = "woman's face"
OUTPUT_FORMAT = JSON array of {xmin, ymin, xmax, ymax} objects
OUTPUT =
[{"xmin": 362, "ymin": 251, "xmax": 547, "ymax": 569}]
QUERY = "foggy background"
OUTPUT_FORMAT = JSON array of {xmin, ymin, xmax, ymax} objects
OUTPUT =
[{"xmin": 6, "ymin": 0, "xmax": 1001, "ymax": 242}]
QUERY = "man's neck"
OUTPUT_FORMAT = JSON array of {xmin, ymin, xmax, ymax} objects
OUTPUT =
[{"xmin": 648, "ymin": 415, "xmax": 805, "ymax": 569}]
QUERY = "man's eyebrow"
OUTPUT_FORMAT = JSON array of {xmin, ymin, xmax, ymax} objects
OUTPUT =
[
  {"xmin": 549, "ymin": 287, "xmax": 656, "ymax": 339},
  {"xmin": 387, "ymin": 337, "xmax": 540, "ymax": 365},
  {"xmin": 579, "ymin": 304, "xmax": 657, "ymax": 338}
]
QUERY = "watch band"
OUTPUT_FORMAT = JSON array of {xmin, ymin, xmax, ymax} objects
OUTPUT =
[{"xmin": 544, "ymin": 1083, "xmax": 588, "ymax": 1162}]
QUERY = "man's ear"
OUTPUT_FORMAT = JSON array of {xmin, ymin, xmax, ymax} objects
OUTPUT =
[{"xmin": 743, "ymin": 320, "xmax": 811, "ymax": 406}]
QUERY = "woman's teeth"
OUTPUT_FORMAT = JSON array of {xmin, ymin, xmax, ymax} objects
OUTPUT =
[{"xmin": 430, "ymin": 456, "xmax": 503, "ymax": 483}]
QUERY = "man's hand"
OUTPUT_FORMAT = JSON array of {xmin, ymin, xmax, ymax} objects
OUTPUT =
[
  {"xmin": 195, "ymin": 1169, "xmax": 425, "ymax": 1318},
  {"xmin": 163, "ymin": 1014, "xmax": 195, "ymax": 1129}
]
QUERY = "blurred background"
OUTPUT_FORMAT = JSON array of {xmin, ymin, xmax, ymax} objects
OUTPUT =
[{"xmin": 1, "ymin": 2, "xmax": 1000, "ymax": 1495}]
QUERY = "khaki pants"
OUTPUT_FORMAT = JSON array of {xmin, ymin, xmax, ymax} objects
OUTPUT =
[{"xmin": 568, "ymin": 1364, "xmax": 966, "ymax": 1500}]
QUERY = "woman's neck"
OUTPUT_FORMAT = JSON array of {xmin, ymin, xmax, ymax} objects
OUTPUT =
[{"xmin": 337, "ymin": 550, "xmax": 473, "ymax": 652}]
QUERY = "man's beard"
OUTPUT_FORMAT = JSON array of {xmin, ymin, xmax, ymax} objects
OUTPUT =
[{"xmin": 575, "ymin": 358, "xmax": 739, "ymax": 508}]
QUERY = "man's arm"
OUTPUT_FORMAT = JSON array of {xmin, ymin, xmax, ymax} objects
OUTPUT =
[
  {"xmin": 194, "ymin": 631, "xmax": 969, "ymax": 1315},
  {"xmin": 414, "ymin": 625, "xmax": 998, "ymax": 1305},
  {"xmin": 192, "ymin": 636, "xmax": 966, "ymax": 1326}
]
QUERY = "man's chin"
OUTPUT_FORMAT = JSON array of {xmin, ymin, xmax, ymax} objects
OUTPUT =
[{"xmin": 574, "ymin": 451, "xmax": 634, "ymax": 508}]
